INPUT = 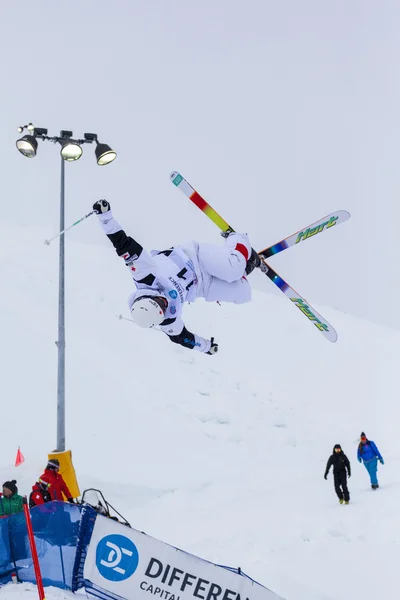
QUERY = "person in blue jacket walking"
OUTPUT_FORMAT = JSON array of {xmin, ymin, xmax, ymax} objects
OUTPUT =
[{"xmin": 357, "ymin": 432, "xmax": 384, "ymax": 489}]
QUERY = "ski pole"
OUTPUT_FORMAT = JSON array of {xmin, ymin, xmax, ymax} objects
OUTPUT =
[
  {"xmin": 115, "ymin": 313, "xmax": 135, "ymax": 324},
  {"xmin": 44, "ymin": 211, "xmax": 95, "ymax": 246},
  {"xmin": 115, "ymin": 314, "xmax": 163, "ymax": 333}
]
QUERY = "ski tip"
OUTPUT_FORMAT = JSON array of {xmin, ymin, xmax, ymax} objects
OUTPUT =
[
  {"xmin": 325, "ymin": 329, "xmax": 338, "ymax": 343},
  {"xmin": 170, "ymin": 171, "xmax": 184, "ymax": 187},
  {"xmin": 336, "ymin": 209, "xmax": 351, "ymax": 220},
  {"xmin": 317, "ymin": 320, "xmax": 338, "ymax": 342}
]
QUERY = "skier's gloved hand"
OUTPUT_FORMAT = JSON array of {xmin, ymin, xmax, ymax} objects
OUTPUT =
[
  {"xmin": 93, "ymin": 199, "xmax": 111, "ymax": 214},
  {"xmin": 206, "ymin": 337, "xmax": 219, "ymax": 355},
  {"xmin": 324, "ymin": 474, "xmax": 327, "ymax": 480},
  {"xmin": 358, "ymin": 457, "xmax": 362, "ymax": 463},
  {"xmin": 379, "ymin": 458, "xmax": 384, "ymax": 465},
  {"xmin": 67, "ymin": 498, "xmax": 75, "ymax": 504},
  {"xmin": 348, "ymin": 472, "xmax": 351, "ymax": 478}
]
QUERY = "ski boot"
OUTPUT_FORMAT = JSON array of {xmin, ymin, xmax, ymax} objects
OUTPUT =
[
  {"xmin": 220, "ymin": 231, "xmax": 262, "ymax": 275},
  {"xmin": 339, "ymin": 499, "xmax": 344, "ymax": 504},
  {"xmin": 371, "ymin": 484, "xmax": 379, "ymax": 490},
  {"xmin": 345, "ymin": 500, "xmax": 350, "ymax": 505},
  {"xmin": 245, "ymin": 248, "xmax": 261, "ymax": 275}
]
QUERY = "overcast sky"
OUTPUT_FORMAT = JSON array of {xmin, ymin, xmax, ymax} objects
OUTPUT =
[{"xmin": 2, "ymin": 0, "xmax": 400, "ymax": 329}]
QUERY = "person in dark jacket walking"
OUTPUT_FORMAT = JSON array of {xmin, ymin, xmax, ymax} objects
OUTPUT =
[
  {"xmin": 0, "ymin": 480, "xmax": 24, "ymax": 516},
  {"xmin": 324, "ymin": 444, "xmax": 351, "ymax": 504},
  {"xmin": 357, "ymin": 432, "xmax": 384, "ymax": 489}
]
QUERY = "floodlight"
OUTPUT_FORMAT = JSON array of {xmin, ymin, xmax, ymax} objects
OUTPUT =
[
  {"xmin": 95, "ymin": 142, "xmax": 117, "ymax": 166},
  {"xmin": 60, "ymin": 141, "xmax": 83, "ymax": 162},
  {"xmin": 16, "ymin": 135, "xmax": 38, "ymax": 158}
]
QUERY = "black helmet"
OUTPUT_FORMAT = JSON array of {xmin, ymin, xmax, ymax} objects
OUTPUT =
[{"xmin": 46, "ymin": 459, "xmax": 60, "ymax": 470}]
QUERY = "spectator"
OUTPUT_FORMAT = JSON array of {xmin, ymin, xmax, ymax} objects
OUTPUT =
[
  {"xmin": 37, "ymin": 459, "xmax": 74, "ymax": 502},
  {"xmin": 0, "ymin": 480, "xmax": 24, "ymax": 516},
  {"xmin": 357, "ymin": 432, "xmax": 384, "ymax": 489},
  {"xmin": 324, "ymin": 444, "xmax": 351, "ymax": 504},
  {"xmin": 29, "ymin": 479, "xmax": 52, "ymax": 507}
]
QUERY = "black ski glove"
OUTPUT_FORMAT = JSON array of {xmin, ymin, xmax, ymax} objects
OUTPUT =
[
  {"xmin": 93, "ymin": 199, "xmax": 111, "ymax": 214},
  {"xmin": 324, "ymin": 474, "xmax": 328, "ymax": 480},
  {"xmin": 206, "ymin": 338, "xmax": 219, "ymax": 355},
  {"xmin": 67, "ymin": 498, "xmax": 75, "ymax": 504}
]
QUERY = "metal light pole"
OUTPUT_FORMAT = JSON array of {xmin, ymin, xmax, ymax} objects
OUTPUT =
[
  {"xmin": 16, "ymin": 124, "xmax": 116, "ymax": 451},
  {"xmin": 57, "ymin": 156, "xmax": 66, "ymax": 451}
]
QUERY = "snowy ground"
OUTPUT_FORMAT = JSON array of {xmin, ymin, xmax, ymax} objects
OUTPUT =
[
  {"xmin": 0, "ymin": 583, "xmax": 79, "ymax": 600},
  {"xmin": 1, "ymin": 220, "xmax": 399, "ymax": 600}
]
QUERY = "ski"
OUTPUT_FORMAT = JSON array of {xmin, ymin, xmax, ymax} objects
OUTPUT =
[
  {"xmin": 259, "ymin": 260, "xmax": 337, "ymax": 342},
  {"xmin": 170, "ymin": 171, "xmax": 338, "ymax": 342},
  {"xmin": 259, "ymin": 210, "xmax": 350, "ymax": 258},
  {"xmin": 170, "ymin": 171, "xmax": 234, "ymax": 235}
]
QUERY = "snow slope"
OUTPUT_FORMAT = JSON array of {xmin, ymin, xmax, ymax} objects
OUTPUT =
[
  {"xmin": 0, "ymin": 584, "xmax": 77, "ymax": 600},
  {"xmin": 0, "ymin": 219, "xmax": 399, "ymax": 600}
]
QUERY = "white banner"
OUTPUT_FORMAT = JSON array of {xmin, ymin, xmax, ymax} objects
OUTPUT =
[{"xmin": 83, "ymin": 516, "xmax": 283, "ymax": 600}]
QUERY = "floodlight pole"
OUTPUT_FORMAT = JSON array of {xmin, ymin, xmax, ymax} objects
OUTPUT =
[
  {"xmin": 57, "ymin": 156, "xmax": 66, "ymax": 452},
  {"xmin": 16, "ymin": 125, "xmax": 117, "ymax": 453}
]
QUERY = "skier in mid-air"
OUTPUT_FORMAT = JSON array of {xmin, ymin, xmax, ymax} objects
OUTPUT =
[{"xmin": 93, "ymin": 199, "xmax": 260, "ymax": 354}]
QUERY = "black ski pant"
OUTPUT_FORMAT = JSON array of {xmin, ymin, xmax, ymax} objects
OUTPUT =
[{"xmin": 334, "ymin": 471, "xmax": 350, "ymax": 501}]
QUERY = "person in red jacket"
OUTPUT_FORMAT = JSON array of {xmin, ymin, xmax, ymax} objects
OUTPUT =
[
  {"xmin": 29, "ymin": 480, "xmax": 52, "ymax": 507},
  {"xmin": 37, "ymin": 459, "xmax": 74, "ymax": 503}
]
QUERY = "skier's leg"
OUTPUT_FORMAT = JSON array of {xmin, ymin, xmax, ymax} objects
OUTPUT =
[
  {"xmin": 341, "ymin": 472, "xmax": 350, "ymax": 502},
  {"xmin": 363, "ymin": 461, "xmax": 372, "ymax": 484},
  {"xmin": 370, "ymin": 458, "xmax": 378, "ymax": 486},
  {"xmin": 198, "ymin": 233, "xmax": 252, "ymax": 283},
  {"xmin": 364, "ymin": 459, "xmax": 379, "ymax": 486},
  {"xmin": 333, "ymin": 474, "xmax": 343, "ymax": 500},
  {"xmin": 205, "ymin": 276, "xmax": 252, "ymax": 304}
]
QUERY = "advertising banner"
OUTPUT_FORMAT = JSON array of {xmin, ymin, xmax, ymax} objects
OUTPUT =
[{"xmin": 84, "ymin": 516, "xmax": 283, "ymax": 600}]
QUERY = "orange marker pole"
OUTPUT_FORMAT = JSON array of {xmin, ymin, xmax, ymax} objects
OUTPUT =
[{"xmin": 23, "ymin": 502, "xmax": 46, "ymax": 600}]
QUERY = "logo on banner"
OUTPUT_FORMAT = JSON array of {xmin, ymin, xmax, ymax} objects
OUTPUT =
[
  {"xmin": 96, "ymin": 534, "xmax": 139, "ymax": 581},
  {"xmin": 168, "ymin": 290, "xmax": 178, "ymax": 299}
]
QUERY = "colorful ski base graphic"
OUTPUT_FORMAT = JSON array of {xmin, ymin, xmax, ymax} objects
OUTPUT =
[
  {"xmin": 261, "ymin": 258, "xmax": 337, "ymax": 342},
  {"xmin": 170, "ymin": 171, "xmax": 338, "ymax": 342},
  {"xmin": 170, "ymin": 171, "xmax": 234, "ymax": 234},
  {"xmin": 259, "ymin": 210, "xmax": 350, "ymax": 258}
]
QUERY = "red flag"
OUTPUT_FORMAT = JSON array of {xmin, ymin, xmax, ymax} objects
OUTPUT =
[{"xmin": 15, "ymin": 447, "xmax": 25, "ymax": 467}]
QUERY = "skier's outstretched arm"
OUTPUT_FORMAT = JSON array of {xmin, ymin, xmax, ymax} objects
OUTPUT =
[
  {"xmin": 93, "ymin": 200, "xmax": 156, "ymax": 284},
  {"xmin": 324, "ymin": 456, "xmax": 332, "ymax": 479},
  {"xmin": 159, "ymin": 317, "xmax": 218, "ymax": 354}
]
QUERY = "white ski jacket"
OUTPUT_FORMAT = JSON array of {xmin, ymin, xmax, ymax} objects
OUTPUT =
[{"xmin": 98, "ymin": 211, "xmax": 251, "ymax": 352}]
